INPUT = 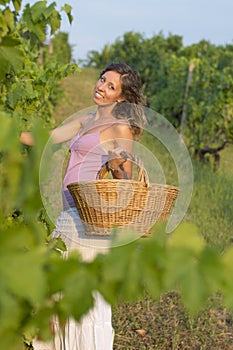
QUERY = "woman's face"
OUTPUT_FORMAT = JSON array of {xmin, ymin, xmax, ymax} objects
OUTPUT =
[{"xmin": 93, "ymin": 70, "xmax": 125, "ymax": 105}]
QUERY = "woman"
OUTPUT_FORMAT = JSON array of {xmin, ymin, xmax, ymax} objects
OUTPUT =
[{"xmin": 20, "ymin": 62, "xmax": 146, "ymax": 350}]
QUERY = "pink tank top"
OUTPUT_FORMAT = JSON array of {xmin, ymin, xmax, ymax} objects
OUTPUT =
[{"xmin": 62, "ymin": 130, "xmax": 108, "ymax": 209}]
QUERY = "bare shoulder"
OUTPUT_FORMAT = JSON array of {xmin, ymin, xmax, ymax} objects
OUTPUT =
[
  {"xmin": 112, "ymin": 121, "xmax": 133, "ymax": 139},
  {"xmin": 62, "ymin": 112, "xmax": 92, "ymax": 127}
]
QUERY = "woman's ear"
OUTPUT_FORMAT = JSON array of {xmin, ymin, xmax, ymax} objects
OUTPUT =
[{"xmin": 116, "ymin": 97, "xmax": 125, "ymax": 102}]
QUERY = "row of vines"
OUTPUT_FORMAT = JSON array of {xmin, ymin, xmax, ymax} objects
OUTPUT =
[{"xmin": 86, "ymin": 31, "xmax": 233, "ymax": 168}]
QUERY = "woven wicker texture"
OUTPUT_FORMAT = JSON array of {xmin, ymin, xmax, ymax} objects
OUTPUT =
[{"xmin": 67, "ymin": 153, "xmax": 179, "ymax": 236}]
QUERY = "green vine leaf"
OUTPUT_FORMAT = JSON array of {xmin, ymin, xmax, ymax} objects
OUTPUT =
[
  {"xmin": 12, "ymin": 0, "xmax": 21, "ymax": 12},
  {"xmin": 61, "ymin": 4, "xmax": 73, "ymax": 24},
  {"xmin": 0, "ymin": 0, "xmax": 11, "ymax": 5},
  {"xmin": 30, "ymin": 1, "xmax": 47, "ymax": 22},
  {"xmin": 0, "ymin": 7, "xmax": 15, "ymax": 34},
  {"xmin": 0, "ymin": 250, "xmax": 46, "ymax": 304},
  {"xmin": 0, "ymin": 36, "xmax": 24, "ymax": 80},
  {"xmin": 49, "ymin": 9, "xmax": 61, "ymax": 35}
]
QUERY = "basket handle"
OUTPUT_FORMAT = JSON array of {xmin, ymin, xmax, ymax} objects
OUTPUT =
[{"xmin": 96, "ymin": 150, "xmax": 149, "ymax": 186}]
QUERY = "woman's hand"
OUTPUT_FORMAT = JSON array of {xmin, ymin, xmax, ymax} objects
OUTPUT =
[
  {"xmin": 107, "ymin": 147, "xmax": 131, "ymax": 179},
  {"xmin": 19, "ymin": 131, "xmax": 34, "ymax": 146}
]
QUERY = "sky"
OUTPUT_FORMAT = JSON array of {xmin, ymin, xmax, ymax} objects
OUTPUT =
[{"xmin": 23, "ymin": 0, "xmax": 233, "ymax": 61}]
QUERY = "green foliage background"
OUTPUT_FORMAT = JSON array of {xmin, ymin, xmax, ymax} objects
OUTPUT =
[
  {"xmin": 0, "ymin": 1, "xmax": 233, "ymax": 349},
  {"xmin": 86, "ymin": 32, "xmax": 233, "ymax": 166}
]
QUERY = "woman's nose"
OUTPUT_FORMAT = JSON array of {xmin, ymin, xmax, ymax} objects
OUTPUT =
[{"xmin": 98, "ymin": 81, "xmax": 106, "ymax": 91}]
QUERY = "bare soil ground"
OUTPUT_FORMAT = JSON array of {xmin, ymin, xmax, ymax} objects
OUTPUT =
[{"xmin": 112, "ymin": 292, "xmax": 233, "ymax": 350}]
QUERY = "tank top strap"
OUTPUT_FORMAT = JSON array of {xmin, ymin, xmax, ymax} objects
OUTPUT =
[{"xmin": 98, "ymin": 119, "xmax": 127, "ymax": 132}]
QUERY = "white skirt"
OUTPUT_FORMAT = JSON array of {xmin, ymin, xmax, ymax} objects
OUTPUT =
[{"xmin": 33, "ymin": 208, "xmax": 114, "ymax": 350}]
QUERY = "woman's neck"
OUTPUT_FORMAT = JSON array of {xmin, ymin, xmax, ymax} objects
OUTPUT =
[{"xmin": 95, "ymin": 102, "xmax": 116, "ymax": 120}]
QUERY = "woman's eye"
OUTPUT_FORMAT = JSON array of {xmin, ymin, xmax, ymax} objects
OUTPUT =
[{"xmin": 109, "ymin": 85, "xmax": 114, "ymax": 90}]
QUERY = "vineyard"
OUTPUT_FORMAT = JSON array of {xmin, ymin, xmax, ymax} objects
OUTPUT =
[
  {"xmin": 0, "ymin": 1, "xmax": 233, "ymax": 349},
  {"xmin": 55, "ymin": 71, "xmax": 233, "ymax": 349}
]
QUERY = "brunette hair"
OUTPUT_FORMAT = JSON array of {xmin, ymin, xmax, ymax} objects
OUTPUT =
[{"xmin": 100, "ymin": 62, "xmax": 147, "ymax": 139}]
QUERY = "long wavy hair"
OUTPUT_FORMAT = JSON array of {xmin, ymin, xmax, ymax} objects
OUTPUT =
[{"xmin": 100, "ymin": 62, "xmax": 147, "ymax": 140}]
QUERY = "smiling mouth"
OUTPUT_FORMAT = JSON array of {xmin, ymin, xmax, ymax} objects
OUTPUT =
[{"xmin": 95, "ymin": 90, "xmax": 104, "ymax": 99}]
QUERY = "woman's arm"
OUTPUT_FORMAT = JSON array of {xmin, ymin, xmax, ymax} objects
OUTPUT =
[
  {"xmin": 49, "ymin": 117, "xmax": 84, "ymax": 144},
  {"xmin": 107, "ymin": 123, "xmax": 134, "ymax": 179},
  {"xmin": 19, "ymin": 132, "xmax": 34, "ymax": 146},
  {"xmin": 107, "ymin": 149, "xmax": 132, "ymax": 179},
  {"xmin": 19, "ymin": 115, "xmax": 86, "ymax": 146}
]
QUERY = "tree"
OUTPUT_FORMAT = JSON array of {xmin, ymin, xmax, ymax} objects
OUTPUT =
[
  {"xmin": 86, "ymin": 32, "xmax": 233, "ymax": 167},
  {"xmin": 48, "ymin": 31, "xmax": 73, "ymax": 64},
  {"xmin": 0, "ymin": 0, "xmax": 77, "ymax": 130}
]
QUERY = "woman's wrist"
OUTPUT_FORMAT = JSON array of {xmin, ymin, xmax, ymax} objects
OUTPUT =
[
  {"xmin": 107, "ymin": 162, "xmax": 118, "ymax": 173},
  {"xmin": 107, "ymin": 162, "xmax": 128, "ymax": 179}
]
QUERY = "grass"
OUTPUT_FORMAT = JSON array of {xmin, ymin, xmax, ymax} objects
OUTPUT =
[
  {"xmin": 54, "ymin": 68, "xmax": 233, "ymax": 349},
  {"xmin": 219, "ymin": 144, "xmax": 233, "ymax": 177},
  {"xmin": 53, "ymin": 67, "xmax": 99, "ymax": 124},
  {"xmin": 184, "ymin": 161, "xmax": 233, "ymax": 251}
]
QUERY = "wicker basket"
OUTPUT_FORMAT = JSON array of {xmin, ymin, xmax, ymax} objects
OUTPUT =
[{"xmin": 67, "ymin": 155, "xmax": 179, "ymax": 236}]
